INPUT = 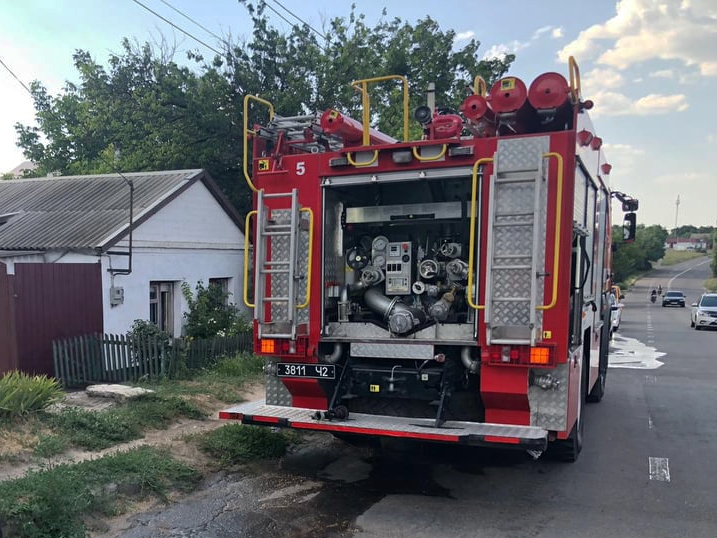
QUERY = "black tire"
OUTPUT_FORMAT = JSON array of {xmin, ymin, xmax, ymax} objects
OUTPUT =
[
  {"xmin": 550, "ymin": 357, "xmax": 586, "ymax": 462},
  {"xmin": 690, "ymin": 318, "xmax": 695, "ymax": 328},
  {"xmin": 695, "ymin": 325, "xmax": 701, "ymax": 331},
  {"xmin": 588, "ymin": 322, "xmax": 609, "ymax": 403}
]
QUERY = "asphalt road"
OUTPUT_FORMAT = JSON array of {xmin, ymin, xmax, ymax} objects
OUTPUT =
[{"xmin": 108, "ymin": 256, "xmax": 717, "ymax": 538}]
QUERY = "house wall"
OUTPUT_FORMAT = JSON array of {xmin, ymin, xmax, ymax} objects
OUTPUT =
[{"xmin": 101, "ymin": 181, "xmax": 247, "ymax": 335}]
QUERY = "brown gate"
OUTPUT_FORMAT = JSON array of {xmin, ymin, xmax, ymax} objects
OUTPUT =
[
  {"xmin": 0, "ymin": 263, "xmax": 18, "ymax": 374},
  {"xmin": 13, "ymin": 262, "xmax": 103, "ymax": 376}
]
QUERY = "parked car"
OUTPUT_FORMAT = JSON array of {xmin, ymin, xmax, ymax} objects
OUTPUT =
[
  {"xmin": 691, "ymin": 293, "xmax": 717, "ymax": 330},
  {"xmin": 662, "ymin": 290, "xmax": 686, "ymax": 307}
]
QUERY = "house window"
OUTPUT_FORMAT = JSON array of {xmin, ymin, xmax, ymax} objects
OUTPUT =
[
  {"xmin": 209, "ymin": 278, "xmax": 230, "ymax": 304},
  {"xmin": 149, "ymin": 281, "xmax": 175, "ymax": 334}
]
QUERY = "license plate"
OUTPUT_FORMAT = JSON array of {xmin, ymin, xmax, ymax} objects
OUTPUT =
[{"xmin": 277, "ymin": 363, "xmax": 335, "ymax": 379}]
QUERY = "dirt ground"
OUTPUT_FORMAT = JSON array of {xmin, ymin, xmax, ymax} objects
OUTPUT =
[{"xmin": 0, "ymin": 383, "xmax": 265, "ymax": 483}]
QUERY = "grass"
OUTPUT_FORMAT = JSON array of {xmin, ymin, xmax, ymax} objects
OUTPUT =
[
  {"xmin": 47, "ymin": 394, "xmax": 207, "ymax": 451},
  {"xmin": 0, "ymin": 446, "xmax": 201, "ymax": 538},
  {"xmin": 196, "ymin": 424, "xmax": 292, "ymax": 465},
  {"xmin": 660, "ymin": 249, "xmax": 707, "ymax": 266},
  {"xmin": 705, "ymin": 278, "xmax": 717, "ymax": 292},
  {"xmin": 141, "ymin": 352, "xmax": 264, "ymax": 404}
]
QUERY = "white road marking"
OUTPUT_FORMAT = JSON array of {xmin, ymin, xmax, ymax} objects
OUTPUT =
[
  {"xmin": 649, "ymin": 457, "xmax": 671, "ymax": 482},
  {"xmin": 667, "ymin": 259, "xmax": 711, "ymax": 289},
  {"xmin": 648, "ymin": 415, "xmax": 654, "ymax": 429},
  {"xmin": 609, "ymin": 334, "xmax": 665, "ymax": 369}
]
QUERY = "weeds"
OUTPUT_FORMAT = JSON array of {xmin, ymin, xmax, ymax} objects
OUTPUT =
[
  {"xmin": 0, "ymin": 372, "xmax": 63, "ymax": 418},
  {"xmin": 0, "ymin": 446, "xmax": 200, "ymax": 538},
  {"xmin": 197, "ymin": 424, "xmax": 290, "ymax": 465},
  {"xmin": 48, "ymin": 394, "xmax": 206, "ymax": 451}
]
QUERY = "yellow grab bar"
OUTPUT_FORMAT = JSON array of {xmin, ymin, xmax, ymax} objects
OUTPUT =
[
  {"xmin": 243, "ymin": 208, "xmax": 314, "ymax": 309},
  {"xmin": 346, "ymin": 150, "xmax": 379, "ymax": 167},
  {"xmin": 350, "ymin": 75, "xmax": 409, "ymax": 145},
  {"xmin": 243, "ymin": 210, "xmax": 258, "ymax": 307},
  {"xmin": 411, "ymin": 144, "xmax": 447, "ymax": 162},
  {"xmin": 537, "ymin": 152, "xmax": 564, "ymax": 311},
  {"xmin": 297, "ymin": 207, "xmax": 314, "ymax": 308},
  {"xmin": 473, "ymin": 76, "xmax": 487, "ymax": 97},
  {"xmin": 568, "ymin": 56, "xmax": 581, "ymax": 104},
  {"xmin": 466, "ymin": 158, "xmax": 494, "ymax": 310},
  {"xmin": 243, "ymin": 95, "xmax": 275, "ymax": 193}
]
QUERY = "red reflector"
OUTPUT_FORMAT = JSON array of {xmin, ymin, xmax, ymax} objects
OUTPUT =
[
  {"xmin": 218, "ymin": 411, "xmax": 243, "ymax": 420},
  {"xmin": 484, "ymin": 436, "xmax": 521, "ymax": 445},
  {"xmin": 252, "ymin": 416, "xmax": 281, "ymax": 424}
]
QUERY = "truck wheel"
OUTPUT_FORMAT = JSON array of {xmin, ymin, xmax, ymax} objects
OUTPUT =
[{"xmin": 551, "ymin": 362, "xmax": 585, "ymax": 462}]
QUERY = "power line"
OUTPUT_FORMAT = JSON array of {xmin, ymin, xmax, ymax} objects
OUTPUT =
[
  {"xmin": 0, "ymin": 56, "xmax": 32, "ymax": 94},
  {"xmin": 266, "ymin": 0, "xmax": 326, "ymax": 40},
  {"xmin": 158, "ymin": 0, "xmax": 224, "ymax": 42},
  {"xmin": 130, "ymin": 0, "xmax": 223, "ymax": 56}
]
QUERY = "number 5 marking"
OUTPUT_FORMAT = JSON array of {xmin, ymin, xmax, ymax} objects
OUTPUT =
[{"xmin": 296, "ymin": 161, "xmax": 306, "ymax": 175}]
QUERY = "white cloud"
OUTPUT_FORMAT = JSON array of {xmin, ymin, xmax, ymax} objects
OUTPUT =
[
  {"xmin": 557, "ymin": 0, "xmax": 717, "ymax": 77},
  {"xmin": 589, "ymin": 90, "xmax": 688, "ymax": 117},
  {"xmin": 649, "ymin": 70, "xmax": 675, "ymax": 78},
  {"xmin": 581, "ymin": 67, "xmax": 625, "ymax": 96},
  {"xmin": 532, "ymin": 25, "xmax": 553, "ymax": 40},
  {"xmin": 707, "ymin": 134, "xmax": 716, "ymax": 144},
  {"xmin": 551, "ymin": 27, "xmax": 564, "ymax": 38},
  {"xmin": 482, "ymin": 40, "xmax": 529, "ymax": 60},
  {"xmin": 455, "ymin": 31, "xmax": 475, "ymax": 42}
]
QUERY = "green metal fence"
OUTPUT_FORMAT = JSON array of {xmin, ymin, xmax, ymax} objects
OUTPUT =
[{"xmin": 53, "ymin": 332, "xmax": 253, "ymax": 387}]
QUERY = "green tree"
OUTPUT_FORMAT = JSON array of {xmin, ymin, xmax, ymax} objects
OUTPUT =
[
  {"xmin": 611, "ymin": 224, "xmax": 669, "ymax": 282},
  {"xmin": 712, "ymin": 228, "xmax": 717, "ymax": 276},
  {"xmin": 16, "ymin": 3, "xmax": 514, "ymax": 216}
]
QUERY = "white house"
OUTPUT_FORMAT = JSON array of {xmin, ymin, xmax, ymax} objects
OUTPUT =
[{"xmin": 0, "ymin": 169, "xmax": 247, "ymax": 340}]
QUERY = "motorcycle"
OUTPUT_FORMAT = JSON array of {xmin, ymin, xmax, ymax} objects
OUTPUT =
[{"xmin": 650, "ymin": 292, "xmax": 657, "ymax": 303}]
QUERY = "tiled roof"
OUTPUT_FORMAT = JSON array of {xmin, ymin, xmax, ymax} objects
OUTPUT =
[{"xmin": 0, "ymin": 169, "xmax": 211, "ymax": 250}]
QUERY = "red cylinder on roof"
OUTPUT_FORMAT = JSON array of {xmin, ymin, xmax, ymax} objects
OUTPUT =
[
  {"xmin": 488, "ymin": 76, "xmax": 528, "ymax": 114},
  {"xmin": 528, "ymin": 72, "xmax": 571, "ymax": 110},
  {"xmin": 460, "ymin": 94, "xmax": 496, "ymax": 137},
  {"xmin": 320, "ymin": 109, "xmax": 397, "ymax": 146}
]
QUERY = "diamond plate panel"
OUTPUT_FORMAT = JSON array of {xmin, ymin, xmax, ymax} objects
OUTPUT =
[
  {"xmin": 265, "ymin": 365, "xmax": 293, "ymax": 406},
  {"xmin": 268, "ymin": 209, "xmax": 310, "ymax": 326},
  {"xmin": 494, "ymin": 226, "xmax": 533, "ymax": 256},
  {"xmin": 350, "ymin": 342, "xmax": 434, "ymax": 359},
  {"xmin": 529, "ymin": 363, "xmax": 569, "ymax": 430},
  {"xmin": 221, "ymin": 400, "xmax": 549, "ymax": 442},
  {"xmin": 496, "ymin": 137, "xmax": 549, "ymax": 173},
  {"xmin": 493, "ymin": 268, "xmax": 532, "ymax": 298},
  {"xmin": 495, "ymin": 183, "xmax": 535, "ymax": 213},
  {"xmin": 493, "ymin": 300, "xmax": 531, "ymax": 326}
]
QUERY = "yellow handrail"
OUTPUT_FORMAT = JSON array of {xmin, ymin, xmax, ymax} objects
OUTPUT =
[
  {"xmin": 350, "ymin": 75, "xmax": 409, "ymax": 144},
  {"xmin": 346, "ymin": 150, "xmax": 379, "ymax": 167},
  {"xmin": 568, "ymin": 56, "xmax": 581, "ymax": 104},
  {"xmin": 473, "ymin": 76, "xmax": 487, "ymax": 97},
  {"xmin": 243, "ymin": 210, "xmax": 257, "ymax": 307},
  {"xmin": 243, "ymin": 95, "xmax": 275, "ymax": 193},
  {"xmin": 466, "ymin": 158, "xmax": 494, "ymax": 310},
  {"xmin": 537, "ymin": 152, "xmax": 564, "ymax": 311},
  {"xmin": 297, "ymin": 207, "xmax": 314, "ymax": 308},
  {"xmin": 411, "ymin": 144, "xmax": 447, "ymax": 162}
]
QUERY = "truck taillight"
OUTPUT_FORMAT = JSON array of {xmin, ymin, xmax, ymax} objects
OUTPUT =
[
  {"xmin": 487, "ymin": 345, "xmax": 555, "ymax": 366},
  {"xmin": 257, "ymin": 338, "xmax": 307, "ymax": 356}
]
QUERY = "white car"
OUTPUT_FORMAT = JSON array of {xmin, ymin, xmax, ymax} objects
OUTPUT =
[{"xmin": 691, "ymin": 293, "xmax": 717, "ymax": 330}]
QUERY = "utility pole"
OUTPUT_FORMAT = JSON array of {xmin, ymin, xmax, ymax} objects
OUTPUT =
[{"xmin": 674, "ymin": 194, "xmax": 680, "ymax": 235}]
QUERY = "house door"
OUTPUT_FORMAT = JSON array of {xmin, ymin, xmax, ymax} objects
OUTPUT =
[{"xmin": 149, "ymin": 281, "xmax": 175, "ymax": 335}]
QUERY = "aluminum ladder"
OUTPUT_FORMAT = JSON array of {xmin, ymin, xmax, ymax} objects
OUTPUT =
[{"xmin": 254, "ymin": 188, "xmax": 310, "ymax": 340}]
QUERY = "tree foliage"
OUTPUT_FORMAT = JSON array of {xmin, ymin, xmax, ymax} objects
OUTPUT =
[
  {"xmin": 15, "ymin": 2, "xmax": 514, "ymax": 215},
  {"xmin": 181, "ymin": 281, "xmax": 247, "ymax": 338},
  {"xmin": 612, "ymin": 224, "xmax": 669, "ymax": 283}
]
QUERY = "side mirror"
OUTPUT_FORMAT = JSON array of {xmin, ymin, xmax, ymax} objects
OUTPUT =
[{"xmin": 623, "ymin": 212, "xmax": 637, "ymax": 243}]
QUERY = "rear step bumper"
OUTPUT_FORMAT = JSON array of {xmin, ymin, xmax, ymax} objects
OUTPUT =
[{"xmin": 220, "ymin": 400, "xmax": 548, "ymax": 451}]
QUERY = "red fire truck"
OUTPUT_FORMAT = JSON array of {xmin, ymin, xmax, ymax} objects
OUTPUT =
[{"xmin": 220, "ymin": 57, "xmax": 638, "ymax": 461}]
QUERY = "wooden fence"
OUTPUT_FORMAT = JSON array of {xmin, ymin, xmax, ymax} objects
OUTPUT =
[{"xmin": 53, "ymin": 332, "xmax": 253, "ymax": 387}]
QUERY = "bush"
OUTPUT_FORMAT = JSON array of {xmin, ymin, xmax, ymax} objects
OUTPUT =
[
  {"xmin": 0, "ymin": 372, "xmax": 63, "ymax": 418},
  {"xmin": 182, "ymin": 280, "xmax": 249, "ymax": 338}
]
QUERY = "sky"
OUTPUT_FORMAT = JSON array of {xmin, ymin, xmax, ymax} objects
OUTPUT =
[{"xmin": 1, "ymin": 0, "xmax": 716, "ymax": 229}]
